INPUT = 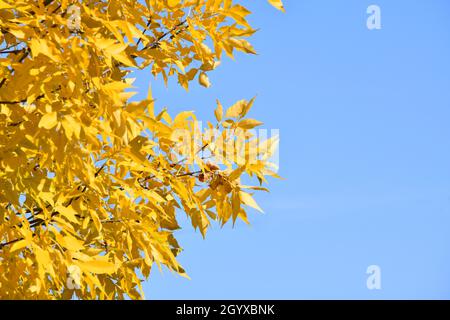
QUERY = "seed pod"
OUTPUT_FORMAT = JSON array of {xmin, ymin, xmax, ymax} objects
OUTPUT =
[{"xmin": 206, "ymin": 162, "xmax": 220, "ymax": 171}]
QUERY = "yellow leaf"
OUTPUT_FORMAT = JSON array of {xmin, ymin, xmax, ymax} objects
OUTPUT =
[
  {"xmin": 167, "ymin": 0, "xmax": 181, "ymax": 7},
  {"xmin": 38, "ymin": 112, "xmax": 58, "ymax": 129},
  {"xmin": 77, "ymin": 260, "xmax": 117, "ymax": 274},
  {"xmin": 147, "ymin": 83, "xmax": 155, "ymax": 118},
  {"xmin": 0, "ymin": 0, "xmax": 12, "ymax": 9},
  {"xmin": 102, "ymin": 81, "xmax": 130, "ymax": 93},
  {"xmin": 120, "ymin": 21, "xmax": 143, "ymax": 43},
  {"xmin": 238, "ymin": 119, "xmax": 263, "ymax": 129},
  {"xmin": 34, "ymin": 246, "xmax": 51, "ymax": 267},
  {"xmin": 61, "ymin": 116, "xmax": 81, "ymax": 140},
  {"xmin": 55, "ymin": 205, "xmax": 79, "ymax": 224},
  {"xmin": 62, "ymin": 234, "xmax": 85, "ymax": 251},
  {"xmin": 268, "ymin": 0, "xmax": 285, "ymax": 12},
  {"xmin": 199, "ymin": 72, "xmax": 211, "ymax": 88},
  {"xmin": 114, "ymin": 51, "xmax": 136, "ymax": 67},
  {"xmin": 241, "ymin": 96, "xmax": 256, "ymax": 118},
  {"xmin": 215, "ymin": 100, "xmax": 223, "ymax": 122},
  {"xmin": 225, "ymin": 99, "xmax": 246, "ymax": 118},
  {"xmin": 29, "ymin": 38, "xmax": 61, "ymax": 62},
  {"xmin": 239, "ymin": 191, "xmax": 264, "ymax": 213},
  {"xmin": 89, "ymin": 210, "xmax": 102, "ymax": 233},
  {"xmin": 94, "ymin": 37, "xmax": 117, "ymax": 50},
  {"xmin": 8, "ymin": 28, "xmax": 26, "ymax": 39},
  {"xmin": 10, "ymin": 239, "xmax": 27, "ymax": 253},
  {"xmin": 240, "ymin": 185, "xmax": 270, "ymax": 192},
  {"xmin": 231, "ymin": 191, "xmax": 241, "ymax": 223}
]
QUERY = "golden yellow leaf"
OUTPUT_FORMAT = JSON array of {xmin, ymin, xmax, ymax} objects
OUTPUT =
[
  {"xmin": 239, "ymin": 191, "xmax": 264, "ymax": 213},
  {"xmin": 238, "ymin": 119, "xmax": 264, "ymax": 129},
  {"xmin": 10, "ymin": 239, "xmax": 27, "ymax": 253},
  {"xmin": 61, "ymin": 234, "xmax": 85, "ymax": 252},
  {"xmin": 38, "ymin": 112, "xmax": 58, "ymax": 129},
  {"xmin": 225, "ymin": 99, "xmax": 246, "ymax": 118},
  {"xmin": 268, "ymin": 0, "xmax": 285, "ymax": 12},
  {"xmin": 77, "ymin": 260, "xmax": 117, "ymax": 274},
  {"xmin": 199, "ymin": 72, "xmax": 211, "ymax": 88},
  {"xmin": 215, "ymin": 100, "xmax": 223, "ymax": 122}
]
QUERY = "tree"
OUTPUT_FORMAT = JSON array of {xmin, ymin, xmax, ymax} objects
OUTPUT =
[{"xmin": 0, "ymin": 0, "xmax": 284, "ymax": 299}]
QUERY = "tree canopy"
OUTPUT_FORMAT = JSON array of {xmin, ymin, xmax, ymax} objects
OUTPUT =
[{"xmin": 0, "ymin": 0, "xmax": 283, "ymax": 299}]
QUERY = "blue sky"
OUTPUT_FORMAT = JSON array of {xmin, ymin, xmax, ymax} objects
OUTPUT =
[{"xmin": 133, "ymin": 0, "xmax": 450, "ymax": 299}]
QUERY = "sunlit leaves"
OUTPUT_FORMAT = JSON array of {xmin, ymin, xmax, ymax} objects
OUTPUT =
[{"xmin": 0, "ymin": 0, "xmax": 282, "ymax": 300}]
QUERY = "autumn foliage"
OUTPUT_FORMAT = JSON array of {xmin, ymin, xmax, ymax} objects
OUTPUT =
[{"xmin": 0, "ymin": 0, "xmax": 283, "ymax": 299}]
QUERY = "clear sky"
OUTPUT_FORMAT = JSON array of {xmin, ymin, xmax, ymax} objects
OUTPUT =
[{"xmin": 132, "ymin": 0, "xmax": 450, "ymax": 299}]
